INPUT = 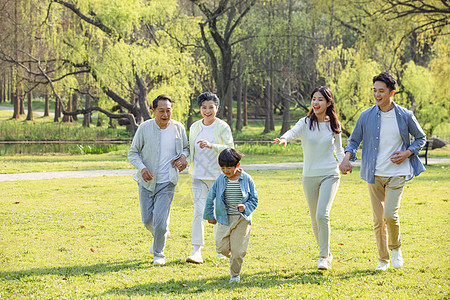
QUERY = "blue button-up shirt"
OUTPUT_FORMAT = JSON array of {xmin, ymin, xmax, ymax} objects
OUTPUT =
[
  {"xmin": 345, "ymin": 103, "xmax": 426, "ymax": 184},
  {"xmin": 203, "ymin": 170, "xmax": 258, "ymax": 225}
]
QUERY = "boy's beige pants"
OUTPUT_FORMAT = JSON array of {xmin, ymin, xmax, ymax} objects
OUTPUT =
[
  {"xmin": 215, "ymin": 215, "xmax": 251, "ymax": 277},
  {"xmin": 368, "ymin": 176, "xmax": 405, "ymax": 263}
]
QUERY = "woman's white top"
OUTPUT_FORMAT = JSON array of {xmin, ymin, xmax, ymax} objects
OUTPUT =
[
  {"xmin": 281, "ymin": 117, "xmax": 345, "ymax": 177},
  {"xmin": 193, "ymin": 120, "xmax": 222, "ymax": 180}
]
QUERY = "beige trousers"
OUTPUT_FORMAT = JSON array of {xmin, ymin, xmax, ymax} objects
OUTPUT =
[
  {"xmin": 368, "ymin": 176, "xmax": 405, "ymax": 263},
  {"xmin": 215, "ymin": 215, "xmax": 251, "ymax": 277}
]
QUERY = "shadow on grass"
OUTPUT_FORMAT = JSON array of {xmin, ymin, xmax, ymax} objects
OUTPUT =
[
  {"xmin": 0, "ymin": 259, "xmax": 154, "ymax": 280},
  {"xmin": 97, "ymin": 268, "xmax": 378, "ymax": 297}
]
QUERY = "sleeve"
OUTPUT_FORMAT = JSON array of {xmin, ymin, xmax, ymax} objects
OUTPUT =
[
  {"xmin": 334, "ymin": 132, "xmax": 345, "ymax": 164},
  {"xmin": 180, "ymin": 124, "xmax": 189, "ymax": 159},
  {"xmin": 406, "ymin": 113, "xmax": 426, "ymax": 156},
  {"xmin": 127, "ymin": 125, "xmax": 147, "ymax": 171},
  {"xmin": 211, "ymin": 123, "xmax": 234, "ymax": 153},
  {"xmin": 242, "ymin": 176, "xmax": 258, "ymax": 216},
  {"xmin": 203, "ymin": 181, "xmax": 217, "ymax": 221},
  {"xmin": 344, "ymin": 115, "xmax": 364, "ymax": 162},
  {"xmin": 281, "ymin": 118, "xmax": 305, "ymax": 141}
]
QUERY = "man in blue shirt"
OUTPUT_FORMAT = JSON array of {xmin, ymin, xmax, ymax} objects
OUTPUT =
[{"xmin": 340, "ymin": 72, "xmax": 426, "ymax": 271}]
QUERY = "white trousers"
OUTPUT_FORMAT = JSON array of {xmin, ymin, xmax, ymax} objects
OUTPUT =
[
  {"xmin": 191, "ymin": 179, "xmax": 215, "ymax": 245},
  {"xmin": 302, "ymin": 174, "xmax": 340, "ymax": 257}
]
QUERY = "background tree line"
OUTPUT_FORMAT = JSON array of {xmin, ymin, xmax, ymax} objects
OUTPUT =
[{"xmin": 0, "ymin": 0, "xmax": 448, "ymax": 137}]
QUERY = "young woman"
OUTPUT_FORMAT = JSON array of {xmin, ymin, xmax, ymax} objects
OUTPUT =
[
  {"xmin": 274, "ymin": 86, "xmax": 344, "ymax": 270},
  {"xmin": 186, "ymin": 92, "xmax": 234, "ymax": 264}
]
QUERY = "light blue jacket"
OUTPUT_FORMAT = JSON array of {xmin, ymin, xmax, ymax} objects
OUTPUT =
[
  {"xmin": 345, "ymin": 103, "xmax": 426, "ymax": 183},
  {"xmin": 203, "ymin": 170, "xmax": 258, "ymax": 225}
]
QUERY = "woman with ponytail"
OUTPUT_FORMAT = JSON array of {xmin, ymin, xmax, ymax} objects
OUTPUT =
[{"xmin": 273, "ymin": 86, "xmax": 344, "ymax": 270}]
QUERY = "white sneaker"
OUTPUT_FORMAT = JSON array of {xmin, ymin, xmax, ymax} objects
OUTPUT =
[
  {"xmin": 217, "ymin": 253, "xmax": 227, "ymax": 259},
  {"xmin": 318, "ymin": 256, "xmax": 331, "ymax": 270},
  {"xmin": 153, "ymin": 256, "xmax": 165, "ymax": 265},
  {"xmin": 186, "ymin": 251, "xmax": 203, "ymax": 264},
  {"xmin": 391, "ymin": 249, "xmax": 404, "ymax": 269},
  {"xmin": 229, "ymin": 275, "xmax": 240, "ymax": 283},
  {"xmin": 375, "ymin": 261, "xmax": 389, "ymax": 271}
]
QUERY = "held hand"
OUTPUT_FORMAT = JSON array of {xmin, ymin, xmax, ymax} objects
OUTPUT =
[
  {"xmin": 197, "ymin": 140, "xmax": 212, "ymax": 149},
  {"xmin": 173, "ymin": 155, "xmax": 188, "ymax": 172},
  {"xmin": 141, "ymin": 168, "xmax": 154, "ymax": 182},
  {"xmin": 339, "ymin": 160, "xmax": 353, "ymax": 175},
  {"xmin": 272, "ymin": 138, "xmax": 287, "ymax": 148},
  {"xmin": 390, "ymin": 150, "xmax": 412, "ymax": 165},
  {"xmin": 237, "ymin": 204, "xmax": 245, "ymax": 213},
  {"xmin": 207, "ymin": 219, "xmax": 217, "ymax": 225}
]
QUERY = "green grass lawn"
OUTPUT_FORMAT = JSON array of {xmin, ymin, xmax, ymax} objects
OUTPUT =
[{"xmin": 1, "ymin": 166, "xmax": 448, "ymax": 299}]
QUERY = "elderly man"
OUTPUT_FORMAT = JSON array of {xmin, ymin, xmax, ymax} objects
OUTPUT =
[{"xmin": 128, "ymin": 95, "xmax": 188, "ymax": 265}]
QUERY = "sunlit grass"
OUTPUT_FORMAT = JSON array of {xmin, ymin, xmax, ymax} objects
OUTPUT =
[{"xmin": 0, "ymin": 166, "xmax": 448, "ymax": 299}]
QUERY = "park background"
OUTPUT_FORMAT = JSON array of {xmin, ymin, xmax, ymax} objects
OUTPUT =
[{"xmin": 0, "ymin": 0, "xmax": 449, "ymax": 299}]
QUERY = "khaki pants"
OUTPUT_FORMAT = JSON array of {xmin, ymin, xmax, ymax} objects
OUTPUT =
[
  {"xmin": 368, "ymin": 176, "xmax": 405, "ymax": 263},
  {"xmin": 215, "ymin": 215, "xmax": 251, "ymax": 277}
]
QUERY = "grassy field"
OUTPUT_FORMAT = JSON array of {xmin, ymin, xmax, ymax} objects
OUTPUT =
[{"xmin": 0, "ymin": 166, "xmax": 448, "ymax": 299}]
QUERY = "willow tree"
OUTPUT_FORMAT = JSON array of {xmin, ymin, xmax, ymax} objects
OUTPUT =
[{"xmin": 188, "ymin": 0, "xmax": 257, "ymax": 128}]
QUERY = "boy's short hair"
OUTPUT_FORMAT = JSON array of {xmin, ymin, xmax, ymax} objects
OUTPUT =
[
  {"xmin": 218, "ymin": 148, "xmax": 243, "ymax": 167},
  {"xmin": 373, "ymin": 72, "xmax": 397, "ymax": 91},
  {"xmin": 152, "ymin": 95, "xmax": 173, "ymax": 109}
]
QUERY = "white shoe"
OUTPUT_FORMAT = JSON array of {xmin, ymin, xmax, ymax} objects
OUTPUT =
[
  {"xmin": 391, "ymin": 249, "xmax": 404, "ymax": 269},
  {"xmin": 318, "ymin": 256, "xmax": 331, "ymax": 270},
  {"xmin": 153, "ymin": 256, "xmax": 165, "ymax": 265},
  {"xmin": 375, "ymin": 261, "xmax": 389, "ymax": 271},
  {"xmin": 217, "ymin": 253, "xmax": 227, "ymax": 259},
  {"xmin": 229, "ymin": 275, "xmax": 240, "ymax": 283},
  {"xmin": 186, "ymin": 251, "xmax": 203, "ymax": 264}
]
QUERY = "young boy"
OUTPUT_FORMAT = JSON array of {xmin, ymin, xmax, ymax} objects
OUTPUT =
[{"xmin": 203, "ymin": 148, "xmax": 258, "ymax": 283}]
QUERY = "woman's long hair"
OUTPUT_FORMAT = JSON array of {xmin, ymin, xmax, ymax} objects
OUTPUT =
[{"xmin": 306, "ymin": 86, "xmax": 342, "ymax": 134}]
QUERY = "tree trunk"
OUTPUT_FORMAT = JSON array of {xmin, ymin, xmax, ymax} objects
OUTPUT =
[
  {"xmin": 8, "ymin": 68, "xmax": 13, "ymax": 104},
  {"xmin": 281, "ymin": 0, "xmax": 293, "ymax": 135},
  {"xmin": 83, "ymin": 94, "xmax": 91, "ymax": 127},
  {"xmin": 26, "ymin": 91, "xmax": 33, "ymax": 121},
  {"xmin": 44, "ymin": 91, "xmax": 49, "ymax": 116},
  {"xmin": 0, "ymin": 77, "xmax": 3, "ymax": 103},
  {"xmin": 269, "ymin": 58, "xmax": 275, "ymax": 131},
  {"xmin": 19, "ymin": 92, "xmax": 25, "ymax": 115},
  {"xmin": 264, "ymin": 80, "xmax": 271, "ymax": 133},
  {"xmin": 187, "ymin": 95, "xmax": 195, "ymax": 129},
  {"xmin": 236, "ymin": 61, "xmax": 243, "ymax": 132},
  {"xmin": 226, "ymin": 86, "xmax": 233, "ymax": 129},
  {"xmin": 54, "ymin": 95, "xmax": 60, "ymax": 122},
  {"xmin": 243, "ymin": 80, "xmax": 248, "ymax": 126},
  {"xmin": 72, "ymin": 92, "xmax": 78, "ymax": 121},
  {"xmin": 62, "ymin": 96, "xmax": 73, "ymax": 122},
  {"xmin": 12, "ymin": 85, "xmax": 19, "ymax": 119},
  {"xmin": 136, "ymin": 75, "xmax": 151, "ymax": 121}
]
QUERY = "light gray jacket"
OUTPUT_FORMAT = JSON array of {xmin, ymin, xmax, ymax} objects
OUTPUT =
[{"xmin": 128, "ymin": 119, "xmax": 189, "ymax": 191}]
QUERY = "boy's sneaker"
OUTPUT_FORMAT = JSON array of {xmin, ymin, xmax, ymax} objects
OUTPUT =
[
  {"xmin": 153, "ymin": 256, "xmax": 165, "ymax": 265},
  {"xmin": 229, "ymin": 275, "xmax": 240, "ymax": 284},
  {"xmin": 318, "ymin": 256, "xmax": 331, "ymax": 270},
  {"xmin": 217, "ymin": 253, "xmax": 228, "ymax": 259},
  {"xmin": 391, "ymin": 249, "xmax": 404, "ymax": 269},
  {"xmin": 186, "ymin": 251, "xmax": 203, "ymax": 264},
  {"xmin": 375, "ymin": 261, "xmax": 389, "ymax": 271}
]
